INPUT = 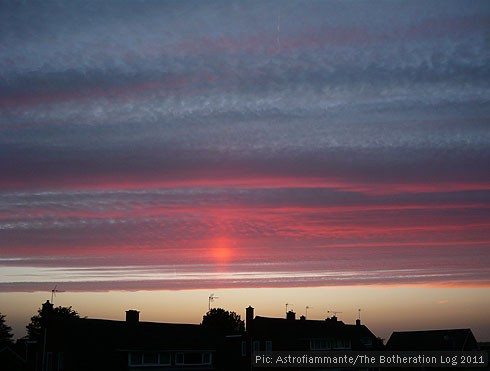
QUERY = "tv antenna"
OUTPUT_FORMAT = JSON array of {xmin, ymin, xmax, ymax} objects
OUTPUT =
[
  {"xmin": 51, "ymin": 285, "xmax": 64, "ymax": 304},
  {"xmin": 208, "ymin": 293, "xmax": 219, "ymax": 310},
  {"xmin": 305, "ymin": 306, "xmax": 312, "ymax": 319},
  {"xmin": 327, "ymin": 310, "xmax": 342, "ymax": 318},
  {"xmin": 358, "ymin": 308, "xmax": 362, "ymax": 321},
  {"xmin": 285, "ymin": 303, "xmax": 293, "ymax": 314}
]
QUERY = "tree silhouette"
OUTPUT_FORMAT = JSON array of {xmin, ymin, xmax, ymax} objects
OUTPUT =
[
  {"xmin": 202, "ymin": 308, "xmax": 245, "ymax": 335},
  {"xmin": 0, "ymin": 313, "xmax": 14, "ymax": 346},
  {"xmin": 26, "ymin": 305, "xmax": 80, "ymax": 339}
]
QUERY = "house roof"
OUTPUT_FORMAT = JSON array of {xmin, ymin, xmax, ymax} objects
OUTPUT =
[
  {"xmin": 386, "ymin": 329, "xmax": 478, "ymax": 351},
  {"xmin": 0, "ymin": 346, "xmax": 25, "ymax": 362},
  {"xmin": 253, "ymin": 316, "xmax": 374, "ymax": 337},
  {"xmin": 0, "ymin": 346, "xmax": 26, "ymax": 371},
  {"xmin": 249, "ymin": 316, "xmax": 380, "ymax": 350},
  {"xmin": 49, "ymin": 317, "xmax": 219, "ymax": 351}
]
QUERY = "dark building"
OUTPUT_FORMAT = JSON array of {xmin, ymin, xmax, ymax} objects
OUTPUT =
[
  {"xmin": 245, "ymin": 307, "xmax": 382, "ymax": 352},
  {"xmin": 35, "ymin": 301, "xmax": 220, "ymax": 371},
  {"xmin": 0, "ymin": 345, "xmax": 26, "ymax": 371},
  {"xmin": 386, "ymin": 328, "xmax": 479, "ymax": 351},
  {"xmin": 385, "ymin": 329, "xmax": 484, "ymax": 371},
  {"xmin": 232, "ymin": 306, "xmax": 383, "ymax": 370},
  {"xmin": 27, "ymin": 301, "xmax": 384, "ymax": 371}
]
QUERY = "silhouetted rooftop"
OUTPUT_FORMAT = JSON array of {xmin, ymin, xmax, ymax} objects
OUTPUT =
[
  {"xmin": 250, "ymin": 315, "xmax": 381, "ymax": 350},
  {"xmin": 386, "ymin": 328, "xmax": 478, "ymax": 351},
  {"xmin": 50, "ymin": 316, "xmax": 219, "ymax": 351}
]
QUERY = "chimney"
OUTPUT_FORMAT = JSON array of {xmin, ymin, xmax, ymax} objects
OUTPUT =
[
  {"xmin": 286, "ymin": 310, "xmax": 296, "ymax": 321},
  {"xmin": 42, "ymin": 300, "xmax": 54, "ymax": 315},
  {"xmin": 126, "ymin": 310, "xmax": 139, "ymax": 324},
  {"xmin": 41, "ymin": 300, "xmax": 54, "ymax": 326},
  {"xmin": 246, "ymin": 306, "xmax": 254, "ymax": 333},
  {"xmin": 356, "ymin": 319, "xmax": 361, "ymax": 326}
]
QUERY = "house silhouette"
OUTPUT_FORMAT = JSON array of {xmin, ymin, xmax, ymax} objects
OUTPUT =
[
  {"xmin": 23, "ymin": 301, "xmax": 384, "ymax": 371},
  {"xmin": 225, "ymin": 306, "xmax": 383, "ymax": 370},
  {"xmin": 34, "ymin": 301, "xmax": 220, "ymax": 371},
  {"xmin": 22, "ymin": 301, "xmax": 485, "ymax": 371},
  {"xmin": 384, "ymin": 329, "xmax": 483, "ymax": 371},
  {"xmin": 0, "ymin": 345, "xmax": 26, "ymax": 371},
  {"xmin": 386, "ymin": 328, "xmax": 479, "ymax": 351}
]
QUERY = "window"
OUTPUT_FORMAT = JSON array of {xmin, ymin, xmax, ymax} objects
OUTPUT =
[
  {"xmin": 310, "ymin": 339, "xmax": 329, "ymax": 350},
  {"xmin": 46, "ymin": 352, "xmax": 53, "ymax": 371},
  {"xmin": 129, "ymin": 352, "xmax": 142, "ymax": 365},
  {"xmin": 241, "ymin": 341, "xmax": 247, "ymax": 356},
  {"xmin": 57, "ymin": 352, "xmax": 64, "ymax": 371},
  {"xmin": 334, "ymin": 339, "xmax": 351, "ymax": 349},
  {"xmin": 265, "ymin": 341, "xmax": 272, "ymax": 352},
  {"xmin": 175, "ymin": 352, "xmax": 212, "ymax": 365},
  {"xmin": 129, "ymin": 352, "xmax": 170, "ymax": 366},
  {"xmin": 143, "ymin": 352, "xmax": 158, "ymax": 365},
  {"xmin": 253, "ymin": 341, "xmax": 260, "ymax": 352},
  {"xmin": 176, "ymin": 353, "xmax": 183, "ymax": 364},
  {"xmin": 159, "ymin": 352, "xmax": 171, "ymax": 365},
  {"xmin": 360, "ymin": 337, "xmax": 373, "ymax": 347}
]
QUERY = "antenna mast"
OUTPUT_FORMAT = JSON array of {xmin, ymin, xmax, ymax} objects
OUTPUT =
[
  {"xmin": 50, "ymin": 285, "xmax": 64, "ymax": 304},
  {"xmin": 327, "ymin": 310, "xmax": 343, "ymax": 318},
  {"xmin": 208, "ymin": 293, "xmax": 219, "ymax": 310},
  {"xmin": 305, "ymin": 306, "xmax": 312, "ymax": 319}
]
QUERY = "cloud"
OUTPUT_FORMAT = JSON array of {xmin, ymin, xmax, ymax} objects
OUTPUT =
[{"xmin": 1, "ymin": 0, "xmax": 489, "ymax": 292}]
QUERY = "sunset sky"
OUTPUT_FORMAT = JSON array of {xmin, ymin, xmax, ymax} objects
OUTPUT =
[{"xmin": 1, "ymin": 0, "xmax": 489, "ymax": 340}]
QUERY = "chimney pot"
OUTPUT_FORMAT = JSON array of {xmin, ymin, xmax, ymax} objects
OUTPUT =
[
  {"xmin": 41, "ymin": 300, "xmax": 54, "ymax": 326},
  {"xmin": 126, "ymin": 310, "xmax": 139, "ymax": 323},
  {"xmin": 356, "ymin": 319, "xmax": 361, "ymax": 326},
  {"xmin": 246, "ymin": 306, "xmax": 254, "ymax": 333},
  {"xmin": 42, "ymin": 300, "xmax": 54, "ymax": 314},
  {"xmin": 286, "ymin": 310, "xmax": 296, "ymax": 321}
]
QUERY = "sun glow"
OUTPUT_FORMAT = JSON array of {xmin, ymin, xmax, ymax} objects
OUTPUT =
[{"xmin": 210, "ymin": 237, "xmax": 233, "ymax": 264}]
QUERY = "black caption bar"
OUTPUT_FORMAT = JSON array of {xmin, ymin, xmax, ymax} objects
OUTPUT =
[{"xmin": 252, "ymin": 351, "xmax": 488, "ymax": 368}]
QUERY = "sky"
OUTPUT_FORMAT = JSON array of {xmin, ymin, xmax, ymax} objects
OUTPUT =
[{"xmin": 1, "ymin": 0, "xmax": 490, "ymax": 340}]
